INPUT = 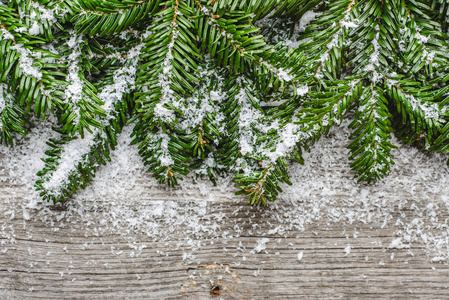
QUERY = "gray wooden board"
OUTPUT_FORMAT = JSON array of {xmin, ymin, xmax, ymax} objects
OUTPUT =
[{"xmin": 1, "ymin": 127, "xmax": 449, "ymax": 299}]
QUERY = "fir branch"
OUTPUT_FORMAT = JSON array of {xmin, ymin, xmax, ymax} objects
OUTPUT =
[
  {"xmin": 35, "ymin": 45, "xmax": 141, "ymax": 203},
  {"xmin": 348, "ymin": 84, "xmax": 396, "ymax": 182},
  {"xmin": 0, "ymin": 0, "xmax": 447, "ymax": 206},
  {"xmin": 57, "ymin": 33, "xmax": 106, "ymax": 136},
  {"xmin": 35, "ymin": 86, "xmax": 133, "ymax": 203},
  {"xmin": 72, "ymin": 0, "xmax": 160, "ymax": 37},
  {"xmin": 0, "ymin": 83, "xmax": 28, "ymax": 145},
  {"xmin": 297, "ymin": 0, "xmax": 355, "ymax": 82},
  {"xmin": 272, "ymin": 0, "xmax": 323, "ymax": 22},
  {"xmin": 136, "ymin": 0, "xmax": 200, "ymax": 126},
  {"xmin": 234, "ymin": 157, "xmax": 291, "ymax": 206},
  {"xmin": 131, "ymin": 122, "xmax": 191, "ymax": 186},
  {"xmin": 0, "ymin": 15, "xmax": 67, "ymax": 122}
]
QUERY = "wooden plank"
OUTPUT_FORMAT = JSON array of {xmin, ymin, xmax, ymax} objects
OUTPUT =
[{"xmin": 1, "ymin": 194, "xmax": 449, "ymax": 299}]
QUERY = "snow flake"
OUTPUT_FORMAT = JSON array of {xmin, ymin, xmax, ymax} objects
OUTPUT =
[
  {"xmin": 298, "ymin": 11, "xmax": 321, "ymax": 33},
  {"xmin": 28, "ymin": 22, "xmax": 40, "ymax": 35},
  {"xmin": 153, "ymin": 29, "xmax": 179, "ymax": 122},
  {"xmin": 99, "ymin": 44, "xmax": 143, "ymax": 118},
  {"xmin": 260, "ymin": 60, "xmax": 293, "ymax": 82},
  {"xmin": 388, "ymin": 238, "xmax": 410, "ymax": 249},
  {"xmin": 0, "ymin": 84, "xmax": 6, "ymax": 108},
  {"xmin": 31, "ymin": 2, "xmax": 57, "ymax": 22},
  {"xmin": 341, "ymin": 21, "xmax": 357, "ymax": 28},
  {"xmin": 41, "ymin": 131, "xmax": 97, "ymax": 194},
  {"xmin": 296, "ymin": 85, "xmax": 308, "ymax": 96},
  {"xmin": 0, "ymin": 28, "xmax": 14, "ymax": 40},
  {"xmin": 0, "ymin": 83, "xmax": 7, "ymax": 128},
  {"xmin": 10, "ymin": 44, "xmax": 42, "ymax": 80},
  {"xmin": 415, "ymin": 31, "xmax": 429, "ymax": 44},
  {"xmin": 253, "ymin": 238, "xmax": 269, "ymax": 253},
  {"xmin": 158, "ymin": 132, "xmax": 174, "ymax": 167}
]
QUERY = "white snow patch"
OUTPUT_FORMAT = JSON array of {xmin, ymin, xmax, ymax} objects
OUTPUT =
[
  {"xmin": 0, "ymin": 83, "xmax": 7, "ymax": 128},
  {"xmin": 10, "ymin": 44, "xmax": 42, "ymax": 80},
  {"xmin": 344, "ymin": 244, "xmax": 351, "ymax": 256},
  {"xmin": 253, "ymin": 238, "xmax": 270, "ymax": 253},
  {"xmin": 64, "ymin": 34, "xmax": 85, "ymax": 107},
  {"xmin": 388, "ymin": 238, "xmax": 410, "ymax": 249},
  {"xmin": 298, "ymin": 11, "xmax": 320, "ymax": 32},
  {"xmin": 296, "ymin": 85, "xmax": 308, "ymax": 96},
  {"xmin": 42, "ymin": 130, "xmax": 97, "ymax": 194},
  {"xmin": 260, "ymin": 60, "xmax": 293, "ymax": 82},
  {"xmin": 0, "ymin": 28, "xmax": 14, "ymax": 40},
  {"xmin": 99, "ymin": 44, "xmax": 143, "ymax": 118},
  {"xmin": 158, "ymin": 132, "xmax": 174, "ymax": 167},
  {"xmin": 154, "ymin": 28, "xmax": 179, "ymax": 122},
  {"xmin": 28, "ymin": 22, "xmax": 40, "ymax": 35}
]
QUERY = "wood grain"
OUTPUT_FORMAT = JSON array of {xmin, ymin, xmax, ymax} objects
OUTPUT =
[{"xmin": 1, "ymin": 195, "xmax": 449, "ymax": 299}]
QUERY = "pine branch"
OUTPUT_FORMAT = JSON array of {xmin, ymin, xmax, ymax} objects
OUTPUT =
[
  {"xmin": 295, "ymin": 78, "xmax": 362, "ymax": 146},
  {"xmin": 35, "ymin": 98, "xmax": 131, "ymax": 203},
  {"xmin": 0, "ymin": 83, "xmax": 28, "ymax": 145},
  {"xmin": 72, "ymin": 0, "xmax": 160, "ymax": 37},
  {"xmin": 0, "ymin": 0, "xmax": 447, "ymax": 207},
  {"xmin": 185, "ymin": 69, "xmax": 221, "ymax": 178},
  {"xmin": 272, "ymin": 0, "xmax": 323, "ymax": 22},
  {"xmin": 131, "ymin": 122, "xmax": 191, "ymax": 186},
  {"xmin": 195, "ymin": 3, "xmax": 269, "ymax": 73},
  {"xmin": 234, "ymin": 157, "xmax": 291, "ymax": 206},
  {"xmin": 0, "ymin": 10, "xmax": 68, "ymax": 126},
  {"xmin": 12, "ymin": 0, "xmax": 59, "ymax": 40},
  {"xmin": 297, "ymin": 0, "xmax": 355, "ymax": 83},
  {"xmin": 387, "ymin": 79, "xmax": 448, "ymax": 143},
  {"xmin": 433, "ymin": 0, "xmax": 449, "ymax": 32},
  {"xmin": 55, "ymin": 33, "xmax": 106, "ymax": 136},
  {"xmin": 35, "ymin": 46, "xmax": 141, "ymax": 202},
  {"xmin": 216, "ymin": 75, "xmax": 265, "ymax": 170},
  {"xmin": 348, "ymin": 84, "xmax": 396, "ymax": 182},
  {"xmin": 135, "ymin": 0, "xmax": 200, "ymax": 126}
]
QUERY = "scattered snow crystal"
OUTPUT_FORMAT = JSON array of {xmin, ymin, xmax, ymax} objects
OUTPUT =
[
  {"xmin": 42, "ymin": 131, "xmax": 97, "ymax": 194},
  {"xmin": 389, "ymin": 238, "xmax": 410, "ymax": 249},
  {"xmin": 253, "ymin": 238, "xmax": 270, "ymax": 253},
  {"xmin": 154, "ymin": 28, "xmax": 179, "ymax": 122},
  {"xmin": 10, "ymin": 44, "xmax": 42, "ymax": 80},
  {"xmin": 296, "ymin": 85, "xmax": 308, "ymax": 96},
  {"xmin": 0, "ymin": 83, "xmax": 6, "ymax": 128},
  {"xmin": 0, "ymin": 28, "xmax": 14, "ymax": 40},
  {"xmin": 158, "ymin": 132, "xmax": 175, "ymax": 166},
  {"xmin": 298, "ymin": 11, "xmax": 321, "ymax": 33},
  {"xmin": 28, "ymin": 22, "xmax": 40, "ymax": 35},
  {"xmin": 99, "ymin": 44, "xmax": 143, "ymax": 118}
]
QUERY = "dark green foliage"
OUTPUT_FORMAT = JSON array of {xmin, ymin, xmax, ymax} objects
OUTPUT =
[
  {"xmin": 0, "ymin": 85, "xmax": 28, "ymax": 145},
  {"xmin": 1, "ymin": 0, "xmax": 449, "ymax": 206}
]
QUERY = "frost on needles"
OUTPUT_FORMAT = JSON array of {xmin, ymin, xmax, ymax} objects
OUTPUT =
[{"xmin": 1, "ymin": 0, "xmax": 449, "ymax": 206}]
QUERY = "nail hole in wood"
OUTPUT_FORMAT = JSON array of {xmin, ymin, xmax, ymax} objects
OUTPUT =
[{"xmin": 210, "ymin": 285, "xmax": 220, "ymax": 295}]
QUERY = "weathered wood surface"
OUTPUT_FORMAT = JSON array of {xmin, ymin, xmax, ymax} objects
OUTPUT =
[{"xmin": 1, "ymin": 127, "xmax": 449, "ymax": 299}]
